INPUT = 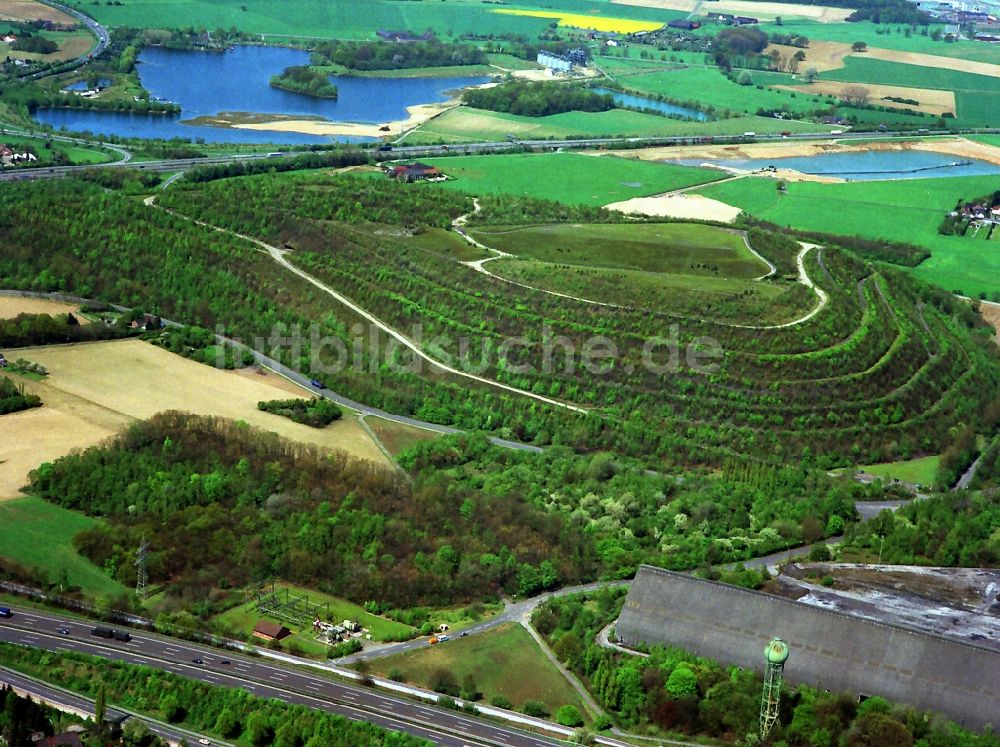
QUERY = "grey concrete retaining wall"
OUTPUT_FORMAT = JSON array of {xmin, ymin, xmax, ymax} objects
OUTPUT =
[{"xmin": 616, "ymin": 565, "xmax": 999, "ymax": 730}]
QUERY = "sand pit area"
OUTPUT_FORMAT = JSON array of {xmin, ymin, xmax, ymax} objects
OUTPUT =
[
  {"xmin": 0, "ymin": 296, "xmax": 87, "ymax": 321},
  {"xmin": 613, "ymin": 0, "xmax": 851, "ymax": 21},
  {"xmin": 233, "ymin": 101, "xmax": 456, "ymax": 138},
  {"xmin": 774, "ymin": 81, "xmax": 956, "ymax": 116},
  {"xmin": 606, "ymin": 192, "xmax": 743, "ymax": 222},
  {"xmin": 0, "ymin": 339, "xmax": 388, "ymax": 498},
  {"xmin": 606, "ymin": 136, "xmax": 1000, "ymax": 170}
]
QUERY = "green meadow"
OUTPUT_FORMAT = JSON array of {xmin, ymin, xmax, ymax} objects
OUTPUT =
[
  {"xmin": 469, "ymin": 223, "xmax": 763, "ymax": 276},
  {"xmin": 423, "ymin": 152, "xmax": 721, "ymax": 205},
  {"xmin": 0, "ymin": 497, "xmax": 126, "ymax": 598},
  {"xmin": 365, "ymin": 623, "xmax": 589, "ymax": 717},
  {"xmin": 406, "ymin": 106, "xmax": 827, "ymax": 145},
  {"xmin": 694, "ymin": 174, "xmax": 1000, "ymax": 298},
  {"xmin": 860, "ymin": 455, "xmax": 940, "ymax": 486}
]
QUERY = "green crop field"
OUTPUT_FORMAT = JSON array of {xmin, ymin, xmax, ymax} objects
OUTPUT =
[
  {"xmin": 404, "ymin": 106, "xmax": 828, "ymax": 145},
  {"xmin": 693, "ymin": 174, "xmax": 1000, "ymax": 298},
  {"xmin": 365, "ymin": 623, "xmax": 588, "ymax": 717},
  {"xmin": 0, "ymin": 497, "xmax": 126, "ymax": 598},
  {"xmin": 424, "ymin": 152, "xmax": 722, "ymax": 206},
  {"xmin": 469, "ymin": 223, "xmax": 764, "ymax": 276},
  {"xmin": 60, "ymin": 0, "xmax": 667, "ymax": 39},
  {"xmin": 860, "ymin": 455, "xmax": 940, "ymax": 486},
  {"xmin": 822, "ymin": 57, "xmax": 1000, "ymax": 126}
]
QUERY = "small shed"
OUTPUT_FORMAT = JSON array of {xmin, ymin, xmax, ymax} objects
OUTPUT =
[{"xmin": 252, "ymin": 620, "xmax": 291, "ymax": 641}]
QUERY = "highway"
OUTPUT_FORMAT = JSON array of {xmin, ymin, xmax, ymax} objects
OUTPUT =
[
  {"xmin": 0, "ymin": 666, "xmax": 228, "ymax": 746},
  {"xmin": 4, "ymin": 127, "xmax": 1000, "ymax": 183},
  {"xmin": 20, "ymin": 0, "xmax": 110, "ymax": 81},
  {"xmin": 0, "ymin": 605, "xmax": 585, "ymax": 747}
]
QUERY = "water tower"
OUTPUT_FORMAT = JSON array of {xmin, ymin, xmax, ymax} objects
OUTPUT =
[{"xmin": 759, "ymin": 637, "xmax": 789, "ymax": 741}]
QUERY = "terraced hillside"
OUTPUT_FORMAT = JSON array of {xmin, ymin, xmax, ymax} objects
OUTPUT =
[{"xmin": 2, "ymin": 174, "xmax": 997, "ymax": 471}]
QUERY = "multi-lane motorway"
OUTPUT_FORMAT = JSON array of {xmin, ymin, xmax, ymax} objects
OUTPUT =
[
  {"xmin": 4, "ymin": 127, "xmax": 1000, "ymax": 183},
  {"xmin": 0, "ymin": 604, "xmax": 607, "ymax": 747}
]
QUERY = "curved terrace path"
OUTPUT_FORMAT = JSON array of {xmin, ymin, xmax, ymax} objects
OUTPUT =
[
  {"xmin": 144, "ymin": 195, "xmax": 587, "ymax": 414},
  {"xmin": 454, "ymin": 204, "xmax": 827, "ymax": 330}
]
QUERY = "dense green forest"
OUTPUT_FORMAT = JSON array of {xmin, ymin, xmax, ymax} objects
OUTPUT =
[
  {"xmin": 0, "ymin": 643, "xmax": 432, "ymax": 747},
  {"xmin": 402, "ymin": 434, "xmax": 875, "ymax": 577},
  {"xmin": 3, "ymin": 175, "xmax": 999, "ymax": 473},
  {"xmin": 28, "ymin": 413, "xmax": 590, "ymax": 610},
  {"xmin": 311, "ymin": 39, "xmax": 488, "ymax": 71},
  {"xmin": 0, "ymin": 375, "xmax": 41, "ymax": 415},
  {"xmin": 843, "ymin": 491, "xmax": 1000, "ymax": 566},
  {"xmin": 269, "ymin": 65, "xmax": 338, "ymax": 98},
  {"xmin": 532, "ymin": 591, "xmax": 995, "ymax": 746},
  {"xmin": 462, "ymin": 81, "xmax": 615, "ymax": 117},
  {"xmin": 24, "ymin": 410, "xmax": 900, "ymax": 618},
  {"xmin": 258, "ymin": 396, "xmax": 343, "ymax": 427}
]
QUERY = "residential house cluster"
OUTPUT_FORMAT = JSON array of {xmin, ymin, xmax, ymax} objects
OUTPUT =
[
  {"xmin": 707, "ymin": 12, "xmax": 759, "ymax": 24},
  {"xmin": 955, "ymin": 200, "xmax": 1000, "ymax": 224},
  {"xmin": 0, "ymin": 145, "xmax": 38, "ymax": 166}
]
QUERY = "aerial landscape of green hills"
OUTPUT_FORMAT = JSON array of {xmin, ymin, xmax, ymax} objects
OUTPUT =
[{"xmin": 1, "ymin": 0, "xmax": 998, "ymax": 745}]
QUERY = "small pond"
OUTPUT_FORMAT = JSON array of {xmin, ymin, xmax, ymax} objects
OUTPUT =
[{"xmin": 592, "ymin": 87, "xmax": 707, "ymax": 121}]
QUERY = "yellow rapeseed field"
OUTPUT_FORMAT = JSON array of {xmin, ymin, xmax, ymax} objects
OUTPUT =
[{"xmin": 493, "ymin": 8, "xmax": 663, "ymax": 33}]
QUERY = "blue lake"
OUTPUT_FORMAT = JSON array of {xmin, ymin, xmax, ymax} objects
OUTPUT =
[
  {"xmin": 35, "ymin": 45, "xmax": 489, "ymax": 144},
  {"xmin": 592, "ymin": 87, "xmax": 707, "ymax": 121},
  {"xmin": 675, "ymin": 150, "xmax": 1000, "ymax": 181}
]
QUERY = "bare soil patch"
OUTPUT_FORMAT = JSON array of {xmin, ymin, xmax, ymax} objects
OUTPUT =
[
  {"xmin": 0, "ymin": 340, "xmax": 388, "ymax": 498},
  {"xmin": 605, "ymin": 193, "xmax": 743, "ymax": 222},
  {"xmin": 768, "ymin": 39, "xmax": 1000, "ymax": 77},
  {"xmin": 774, "ymin": 81, "xmax": 956, "ymax": 116},
  {"xmin": 613, "ymin": 0, "xmax": 851, "ymax": 21},
  {"xmin": 979, "ymin": 300, "xmax": 1000, "ymax": 346},
  {"xmin": 0, "ymin": 296, "xmax": 87, "ymax": 321}
]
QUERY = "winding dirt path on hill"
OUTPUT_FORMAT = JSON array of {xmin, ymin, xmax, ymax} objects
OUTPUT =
[
  {"xmin": 144, "ymin": 195, "xmax": 587, "ymax": 414},
  {"xmin": 454, "ymin": 204, "xmax": 826, "ymax": 329}
]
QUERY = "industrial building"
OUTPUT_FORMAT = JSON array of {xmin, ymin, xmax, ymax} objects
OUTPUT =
[
  {"xmin": 615, "ymin": 565, "xmax": 1000, "ymax": 731},
  {"xmin": 536, "ymin": 51, "xmax": 574, "ymax": 73}
]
